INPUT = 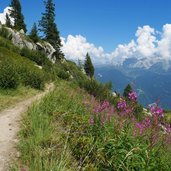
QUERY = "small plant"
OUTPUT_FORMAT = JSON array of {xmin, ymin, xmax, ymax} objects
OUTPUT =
[{"xmin": 0, "ymin": 59, "xmax": 19, "ymax": 89}]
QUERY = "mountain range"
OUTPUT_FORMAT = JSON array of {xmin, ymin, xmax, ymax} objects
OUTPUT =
[{"xmin": 95, "ymin": 59, "xmax": 171, "ymax": 109}]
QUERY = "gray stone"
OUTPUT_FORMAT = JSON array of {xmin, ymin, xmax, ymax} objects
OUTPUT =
[{"xmin": 3, "ymin": 27, "xmax": 58, "ymax": 63}]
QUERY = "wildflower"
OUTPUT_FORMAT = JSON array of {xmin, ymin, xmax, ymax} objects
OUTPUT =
[
  {"xmin": 142, "ymin": 117, "xmax": 151, "ymax": 127},
  {"xmin": 117, "ymin": 99, "xmax": 127, "ymax": 110},
  {"xmin": 128, "ymin": 91, "xmax": 137, "ymax": 101},
  {"xmin": 150, "ymin": 106, "xmax": 164, "ymax": 119},
  {"xmin": 136, "ymin": 123, "xmax": 144, "ymax": 135},
  {"xmin": 94, "ymin": 100, "xmax": 109, "ymax": 113}
]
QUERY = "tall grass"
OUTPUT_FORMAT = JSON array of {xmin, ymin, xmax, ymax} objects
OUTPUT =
[
  {"xmin": 11, "ymin": 79, "xmax": 171, "ymax": 171},
  {"xmin": 0, "ymin": 86, "xmax": 39, "ymax": 112},
  {"xmin": 11, "ymin": 80, "xmax": 81, "ymax": 171}
]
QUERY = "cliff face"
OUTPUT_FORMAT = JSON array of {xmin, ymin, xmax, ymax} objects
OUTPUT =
[{"xmin": 0, "ymin": 24, "xmax": 57, "ymax": 63}]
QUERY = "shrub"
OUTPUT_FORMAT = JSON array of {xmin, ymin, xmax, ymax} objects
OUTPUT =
[
  {"xmin": 0, "ymin": 27, "xmax": 10, "ymax": 39},
  {"xmin": 0, "ymin": 59, "xmax": 19, "ymax": 89},
  {"xmin": 57, "ymin": 69, "xmax": 70, "ymax": 80},
  {"xmin": 78, "ymin": 78, "xmax": 113, "ymax": 102},
  {"xmin": 18, "ymin": 66, "xmax": 45, "ymax": 90},
  {"xmin": 20, "ymin": 48, "xmax": 51, "ymax": 66},
  {"xmin": 0, "ymin": 37, "xmax": 20, "ymax": 54}
]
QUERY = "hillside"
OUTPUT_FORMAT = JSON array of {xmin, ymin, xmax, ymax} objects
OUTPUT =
[{"xmin": 0, "ymin": 25, "xmax": 170, "ymax": 170}]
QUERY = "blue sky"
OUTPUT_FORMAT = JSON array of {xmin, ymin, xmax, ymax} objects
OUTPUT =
[{"xmin": 1, "ymin": 0, "xmax": 171, "ymax": 52}]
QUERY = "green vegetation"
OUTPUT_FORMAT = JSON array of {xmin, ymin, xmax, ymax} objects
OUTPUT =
[
  {"xmin": 39, "ymin": 0, "xmax": 62, "ymax": 56},
  {"xmin": 29, "ymin": 23, "xmax": 39, "ymax": 43},
  {"xmin": 0, "ymin": 58, "xmax": 19, "ymax": 89},
  {"xmin": 0, "ymin": 47, "xmax": 46, "ymax": 90},
  {"xmin": 123, "ymin": 84, "xmax": 132, "ymax": 99},
  {"xmin": 20, "ymin": 47, "xmax": 52, "ymax": 67},
  {"xmin": 11, "ymin": 80, "xmax": 80, "ymax": 171},
  {"xmin": 0, "ymin": 86, "xmax": 39, "ymax": 112},
  {"xmin": 11, "ymin": 79, "xmax": 171, "ymax": 171},
  {"xmin": 84, "ymin": 53, "xmax": 94, "ymax": 78},
  {"xmin": 0, "ymin": 2, "xmax": 170, "ymax": 169},
  {"xmin": 10, "ymin": 0, "xmax": 27, "ymax": 32}
]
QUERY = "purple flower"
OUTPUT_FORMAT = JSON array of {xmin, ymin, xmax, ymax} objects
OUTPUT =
[
  {"xmin": 150, "ymin": 106, "xmax": 164, "ymax": 119},
  {"xmin": 128, "ymin": 91, "xmax": 137, "ymax": 101},
  {"xmin": 117, "ymin": 99, "xmax": 127, "ymax": 110},
  {"xmin": 136, "ymin": 123, "xmax": 144, "ymax": 135},
  {"xmin": 142, "ymin": 117, "xmax": 151, "ymax": 127}
]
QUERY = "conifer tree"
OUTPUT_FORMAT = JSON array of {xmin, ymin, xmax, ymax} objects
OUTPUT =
[
  {"xmin": 29, "ymin": 23, "xmax": 39, "ymax": 43},
  {"xmin": 84, "ymin": 53, "xmax": 94, "ymax": 78},
  {"xmin": 10, "ymin": 0, "xmax": 27, "ymax": 32},
  {"xmin": 39, "ymin": 0, "xmax": 62, "ymax": 56},
  {"xmin": 5, "ymin": 14, "xmax": 12, "ymax": 28},
  {"xmin": 123, "ymin": 84, "xmax": 132, "ymax": 99}
]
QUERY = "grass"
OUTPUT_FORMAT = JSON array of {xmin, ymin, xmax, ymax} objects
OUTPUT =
[
  {"xmin": 0, "ymin": 86, "xmax": 39, "ymax": 112},
  {"xmin": 10, "ymin": 79, "xmax": 86, "ymax": 171},
  {"xmin": 10, "ymin": 78, "xmax": 171, "ymax": 171}
]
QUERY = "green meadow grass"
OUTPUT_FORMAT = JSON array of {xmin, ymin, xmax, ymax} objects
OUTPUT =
[
  {"xmin": 10, "ymin": 80, "xmax": 87, "ymax": 171},
  {"xmin": 0, "ymin": 86, "xmax": 39, "ymax": 112}
]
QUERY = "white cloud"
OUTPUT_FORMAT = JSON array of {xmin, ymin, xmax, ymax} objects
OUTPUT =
[
  {"xmin": 61, "ymin": 35, "xmax": 110, "ymax": 65},
  {"xmin": 61, "ymin": 24, "xmax": 171, "ymax": 69},
  {"xmin": 136, "ymin": 25, "xmax": 157, "ymax": 57},
  {"xmin": 0, "ymin": 7, "xmax": 14, "ymax": 25}
]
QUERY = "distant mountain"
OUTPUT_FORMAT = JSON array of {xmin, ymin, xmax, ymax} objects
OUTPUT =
[
  {"xmin": 95, "ymin": 62, "xmax": 171, "ymax": 109},
  {"xmin": 95, "ymin": 66, "xmax": 131, "ymax": 93}
]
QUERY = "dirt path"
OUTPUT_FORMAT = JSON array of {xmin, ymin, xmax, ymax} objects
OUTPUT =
[{"xmin": 0, "ymin": 83, "xmax": 54, "ymax": 171}]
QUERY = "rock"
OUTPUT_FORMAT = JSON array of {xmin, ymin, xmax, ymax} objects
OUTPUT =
[
  {"xmin": 112, "ymin": 92, "xmax": 117, "ymax": 97},
  {"xmin": 42, "ymin": 41, "xmax": 56, "ymax": 63},
  {"xmin": 3, "ymin": 27, "xmax": 58, "ymax": 63},
  {"xmin": 70, "ymin": 75, "xmax": 74, "ymax": 79},
  {"xmin": 19, "ymin": 29, "xmax": 25, "ymax": 34},
  {"xmin": 24, "ymin": 40, "xmax": 36, "ymax": 50},
  {"xmin": 35, "ymin": 64, "xmax": 43, "ymax": 69}
]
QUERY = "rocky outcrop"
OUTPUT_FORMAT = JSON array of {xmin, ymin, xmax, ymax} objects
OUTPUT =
[{"xmin": 0, "ymin": 26, "xmax": 57, "ymax": 63}]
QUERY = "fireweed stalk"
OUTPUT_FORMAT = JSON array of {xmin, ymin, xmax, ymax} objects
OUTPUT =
[{"xmin": 85, "ymin": 91, "xmax": 171, "ymax": 148}]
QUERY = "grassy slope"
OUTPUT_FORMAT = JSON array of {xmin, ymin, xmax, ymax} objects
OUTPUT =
[
  {"xmin": 0, "ymin": 86, "xmax": 39, "ymax": 112},
  {"xmin": 11, "ymin": 79, "xmax": 89, "ymax": 171},
  {"xmin": 0, "ymin": 36, "xmax": 46, "ymax": 111},
  {"xmin": 11, "ymin": 80, "xmax": 171, "ymax": 171}
]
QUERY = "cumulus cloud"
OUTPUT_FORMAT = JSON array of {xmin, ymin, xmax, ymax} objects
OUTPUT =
[
  {"xmin": 61, "ymin": 24, "xmax": 171, "ymax": 69},
  {"xmin": 61, "ymin": 35, "xmax": 110, "ymax": 65},
  {"xmin": 0, "ymin": 7, "xmax": 14, "ymax": 25}
]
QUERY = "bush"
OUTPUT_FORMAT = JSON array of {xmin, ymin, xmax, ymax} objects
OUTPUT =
[
  {"xmin": 0, "ymin": 59, "xmax": 19, "ymax": 89},
  {"xmin": 78, "ymin": 78, "xmax": 113, "ymax": 101},
  {"xmin": 20, "ymin": 48, "xmax": 51, "ymax": 66},
  {"xmin": 0, "ymin": 27, "xmax": 10, "ymax": 39},
  {"xmin": 18, "ymin": 66, "xmax": 45, "ymax": 90},
  {"xmin": 0, "ymin": 37, "xmax": 20, "ymax": 54}
]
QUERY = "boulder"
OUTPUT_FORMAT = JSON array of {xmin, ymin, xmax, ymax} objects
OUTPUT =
[{"xmin": 1, "ymin": 27, "xmax": 57, "ymax": 63}]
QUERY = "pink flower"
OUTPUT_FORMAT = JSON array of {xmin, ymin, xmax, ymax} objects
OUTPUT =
[
  {"xmin": 117, "ymin": 99, "xmax": 127, "ymax": 110},
  {"xmin": 128, "ymin": 91, "xmax": 137, "ymax": 101},
  {"xmin": 150, "ymin": 106, "xmax": 164, "ymax": 120}
]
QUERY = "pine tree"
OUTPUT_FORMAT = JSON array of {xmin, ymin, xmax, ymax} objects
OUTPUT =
[
  {"xmin": 84, "ymin": 53, "xmax": 94, "ymax": 78},
  {"xmin": 10, "ymin": 0, "xmax": 27, "ymax": 32},
  {"xmin": 29, "ymin": 23, "xmax": 39, "ymax": 43},
  {"xmin": 123, "ymin": 84, "xmax": 132, "ymax": 99},
  {"xmin": 5, "ymin": 14, "xmax": 12, "ymax": 28},
  {"xmin": 39, "ymin": 0, "xmax": 62, "ymax": 56}
]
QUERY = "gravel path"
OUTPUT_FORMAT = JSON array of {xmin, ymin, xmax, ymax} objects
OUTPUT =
[{"xmin": 0, "ymin": 83, "xmax": 54, "ymax": 171}]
